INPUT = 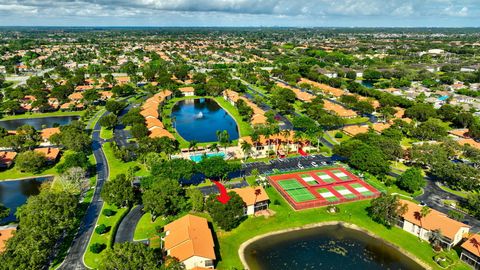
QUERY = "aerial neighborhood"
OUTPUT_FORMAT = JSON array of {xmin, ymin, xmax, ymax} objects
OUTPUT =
[{"xmin": 0, "ymin": 26, "xmax": 479, "ymax": 270}]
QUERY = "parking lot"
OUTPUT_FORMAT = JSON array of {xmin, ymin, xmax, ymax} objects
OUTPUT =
[{"xmin": 241, "ymin": 154, "xmax": 345, "ymax": 176}]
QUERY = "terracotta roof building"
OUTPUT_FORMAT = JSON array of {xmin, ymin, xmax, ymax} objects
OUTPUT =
[
  {"xmin": 399, "ymin": 200, "xmax": 470, "ymax": 248},
  {"xmin": 34, "ymin": 147, "xmax": 61, "ymax": 163},
  {"xmin": 323, "ymin": 100, "xmax": 357, "ymax": 118},
  {"xmin": 179, "ymin": 87, "xmax": 195, "ymax": 97},
  {"xmin": 223, "ymin": 90, "xmax": 267, "ymax": 126},
  {"xmin": 40, "ymin": 127, "xmax": 60, "ymax": 142},
  {"xmin": 163, "ymin": 214, "xmax": 215, "ymax": 269},
  {"xmin": 299, "ymin": 78, "xmax": 345, "ymax": 97},
  {"xmin": 0, "ymin": 151, "xmax": 17, "ymax": 168},
  {"xmin": 231, "ymin": 186, "xmax": 269, "ymax": 215},
  {"xmin": 460, "ymin": 234, "xmax": 480, "ymax": 269}
]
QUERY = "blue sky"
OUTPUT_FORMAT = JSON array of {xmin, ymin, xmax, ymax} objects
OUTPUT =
[{"xmin": 0, "ymin": 0, "xmax": 478, "ymax": 27}]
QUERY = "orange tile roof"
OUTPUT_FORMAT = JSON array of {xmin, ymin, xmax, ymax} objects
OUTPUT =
[
  {"xmin": 231, "ymin": 186, "xmax": 269, "ymax": 206},
  {"xmin": 276, "ymin": 82, "xmax": 315, "ymax": 102},
  {"xmin": 164, "ymin": 214, "xmax": 216, "ymax": 262},
  {"xmin": 400, "ymin": 200, "xmax": 470, "ymax": 240},
  {"xmin": 60, "ymin": 102, "xmax": 75, "ymax": 109},
  {"xmin": 299, "ymin": 78, "xmax": 345, "ymax": 97},
  {"xmin": 34, "ymin": 147, "xmax": 60, "ymax": 161},
  {"xmin": 68, "ymin": 92, "xmax": 83, "ymax": 101},
  {"xmin": 323, "ymin": 100, "xmax": 357, "ymax": 118},
  {"xmin": 0, "ymin": 151, "xmax": 17, "ymax": 166},
  {"xmin": 99, "ymin": 91, "xmax": 113, "ymax": 99},
  {"xmin": 149, "ymin": 128, "xmax": 174, "ymax": 139},
  {"xmin": 342, "ymin": 125, "xmax": 369, "ymax": 136},
  {"xmin": 461, "ymin": 234, "xmax": 480, "ymax": 257},
  {"xmin": 0, "ymin": 227, "xmax": 16, "ymax": 252},
  {"xmin": 146, "ymin": 118, "xmax": 164, "ymax": 130},
  {"xmin": 40, "ymin": 127, "xmax": 60, "ymax": 140},
  {"xmin": 458, "ymin": 138, "xmax": 480, "ymax": 150},
  {"xmin": 140, "ymin": 108, "xmax": 159, "ymax": 119},
  {"xmin": 240, "ymin": 131, "xmax": 307, "ymax": 146},
  {"xmin": 394, "ymin": 107, "xmax": 405, "ymax": 119},
  {"xmin": 372, "ymin": 123, "xmax": 391, "ymax": 133},
  {"xmin": 223, "ymin": 90, "xmax": 267, "ymax": 125},
  {"xmin": 75, "ymin": 85, "xmax": 94, "ymax": 91}
]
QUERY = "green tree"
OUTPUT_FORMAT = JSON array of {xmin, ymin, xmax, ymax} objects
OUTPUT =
[
  {"xmin": 397, "ymin": 168, "xmax": 426, "ymax": 193},
  {"xmin": 368, "ymin": 194, "xmax": 408, "ymax": 227},
  {"xmin": 412, "ymin": 118, "xmax": 447, "ymax": 140},
  {"xmin": 101, "ymin": 174, "xmax": 135, "ymax": 207},
  {"xmin": 100, "ymin": 242, "xmax": 163, "ymax": 270},
  {"xmin": 197, "ymin": 156, "xmax": 241, "ymax": 181},
  {"xmin": 0, "ymin": 190, "xmax": 78, "ymax": 269},
  {"xmin": 150, "ymin": 159, "xmax": 196, "ymax": 181},
  {"xmin": 99, "ymin": 114, "xmax": 118, "ymax": 130},
  {"xmin": 187, "ymin": 188, "xmax": 205, "ymax": 212},
  {"xmin": 131, "ymin": 123, "xmax": 149, "ymax": 139},
  {"xmin": 349, "ymin": 144, "xmax": 389, "ymax": 175},
  {"xmin": 206, "ymin": 191, "xmax": 245, "ymax": 231},
  {"xmin": 121, "ymin": 108, "xmax": 145, "ymax": 126},
  {"xmin": 56, "ymin": 152, "xmax": 89, "ymax": 173},
  {"xmin": 405, "ymin": 103, "xmax": 437, "ymax": 122},
  {"xmin": 0, "ymin": 203, "xmax": 9, "ymax": 220},
  {"xmin": 142, "ymin": 179, "xmax": 186, "ymax": 220},
  {"xmin": 15, "ymin": 151, "xmax": 47, "ymax": 173},
  {"xmin": 105, "ymin": 100, "xmax": 126, "ymax": 115},
  {"xmin": 55, "ymin": 167, "xmax": 89, "ymax": 195}
]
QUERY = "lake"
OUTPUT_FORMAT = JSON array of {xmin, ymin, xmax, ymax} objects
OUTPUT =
[
  {"xmin": 244, "ymin": 224, "xmax": 424, "ymax": 270},
  {"xmin": 0, "ymin": 177, "xmax": 50, "ymax": 224},
  {"xmin": 0, "ymin": 115, "xmax": 79, "ymax": 130},
  {"xmin": 171, "ymin": 98, "xmax": 239, "ymax": 143}
]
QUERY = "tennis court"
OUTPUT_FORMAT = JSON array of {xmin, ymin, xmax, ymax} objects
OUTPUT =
[{"xmin": 268, "ymin": 167, "xmax": 380, "ymax": 210}]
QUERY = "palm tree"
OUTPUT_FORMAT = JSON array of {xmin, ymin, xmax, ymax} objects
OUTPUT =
[
  {"xmin": 188, "ymin": 140, "xmax": 198, "ymax": 153},
  {"xmin": 429, "ymin": 229, "xmax": 443, "ymax": 251},
  {"xmin": 241, "ymin": 140, "xmax": 252, "ymax": 161},
  {"xmin": 208, "ymin": 143, "xmax": 219, "ymax": 153},
  {"xmin": 216, "ymin": 130, "xmax": 230, "ymax": 153},
  {"xmin": 414, "ymin": 206, "xmax": 431, "ymax": 238},
  {"xmin": 470, "ymin": 237, "xmax": 480, "ymax": 255}
]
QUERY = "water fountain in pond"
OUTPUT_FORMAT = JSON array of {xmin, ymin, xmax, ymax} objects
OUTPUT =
[{"xmin": 195, "ymin": 112, "xmax": 204, "ymax": 119}]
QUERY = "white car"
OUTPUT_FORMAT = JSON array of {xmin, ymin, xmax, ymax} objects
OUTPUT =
[
  {"xmin": 297, "ymin": 163, "xmax": 304, "ymax": 169},
  {"xmin": 311, "ymin": 162, "xmax": 318, "ymax": 167}
]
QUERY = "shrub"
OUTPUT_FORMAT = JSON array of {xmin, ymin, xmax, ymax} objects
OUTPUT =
[
  {"xmin": 90, "ymin": 243, "xmax": 106, "ymax": 254},
  {"xmin": 102, "ymin": 208, "xmax": 116, "ymax": 217},
  {"xmin": 273, "ymin": 199, "xmax": 281, "ymax": 206},
  {"xmin": 334, "ymin": 132, "xmax": 343, "ymax": 139},
  {"xmin": 95, "ymin": 224, "xmax": 110, "ymax": 235}
]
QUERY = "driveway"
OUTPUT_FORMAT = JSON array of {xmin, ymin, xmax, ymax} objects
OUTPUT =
[
  {"xmin": 114, "ymin": 205, "xmax": 144, "ymax": 243},
  {"xmin": 58, "ymin": 111, "xmax": 109, "ymax": 270}
]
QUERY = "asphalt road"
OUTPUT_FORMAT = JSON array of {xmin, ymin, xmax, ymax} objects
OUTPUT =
[
  {"xmin": 58, "ymin": 110, "xmax": 109, "ymax": 270},
  {"xmin": 114, "ymin": 205, "xmax": 144, "ymax": 243}
]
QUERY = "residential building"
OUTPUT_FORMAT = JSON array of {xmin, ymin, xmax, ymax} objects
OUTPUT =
[
  {"xmin": 461, "ymin": 234, "xmax": 480, "ymax": 269},
  {"xmin": 231, "ymin": 186, "xmax": 269, "ymax": 215},
  {"xmin": 163, "ymin": 214, "xmax": 216, "ymax": 269},
  {"xmin": 179, "ymin": 87, "xmax": 195, "ymax": 97},
  {"xmin": 40, "ymin": 128, "xmax": 60, "ymax": 143},
  {"xmin": 0, "ymin": 151, "xmax": 17, "ymax": 169},
  {"xmin": 398, "ymin": 200, "xmax": 470, "ymax": 248},
  {"xmin": 34, "ymin": 147, "xmax": 61, "ymax": 164}
]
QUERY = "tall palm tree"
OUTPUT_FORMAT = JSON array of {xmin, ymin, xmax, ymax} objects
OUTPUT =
[
  {"xmin": 414, "ymin": 206, "xmax": 431, "ymax": 238},
  {"xmin": 216, "ymin": 130, "xmax": 230, "ymax": 153},
  {"xmin": 429, "ymin": 229, "xmax": 443, "ymax": 250},
  {"xmin": 188, "ymin": 140, "xmax": 198, "ymax": 153},
  {"xmin": 241, "ymin": 140, "xmax": 252, "ymax": 161},
  {"xmin": 208, "ymin": 143, "xmax": 219, "ymax": 153}
]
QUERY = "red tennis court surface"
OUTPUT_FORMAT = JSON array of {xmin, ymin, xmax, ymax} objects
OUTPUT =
[{"xmin": 268, "ymin": 167, "xmax": 380, "ymax": 210}]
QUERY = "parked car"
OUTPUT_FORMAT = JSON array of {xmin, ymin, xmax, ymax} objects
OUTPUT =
[
  {"xmin": 297, "ymin": 163, "xmax": 304, "ymax": 169},
  {"xmin": 311, "ymin": 162, "xmax": 318, "ymax": 167}
]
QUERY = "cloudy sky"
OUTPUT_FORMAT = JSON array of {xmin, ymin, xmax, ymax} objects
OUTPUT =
[{"xmin": 0, "ymin": 0, "xmax": 478, "ymax": 27}]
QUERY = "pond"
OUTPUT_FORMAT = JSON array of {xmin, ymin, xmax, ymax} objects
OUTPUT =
[
  {"xmin": 244, "ymin": 224, "xmax": 424, "ymax": 270},
  {"xmin": 171, "ymin": 98, "xmax": 239, "ymax": 143},
  {"xmin": 0, "ymin": 115, "xmax": 79, "ymax": 130},
  {"xmin": 0, "ymin": 177, "xmax": 50, "ymax": 224},
  {"xmin": 360, "ymin": 80, "xmax": 374, "ymax": 88}
]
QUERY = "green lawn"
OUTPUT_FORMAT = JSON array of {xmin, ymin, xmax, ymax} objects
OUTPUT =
[
  {"xmin": 100, "ymin": 127, "xmax": 113, "ymax": 140},
  {"xmin": 102, "ymin": 142, "xmax": 148, "ymax": 179},
  {"xmin": 133, "ymin": 212, "xmax": 167, "ymax": 241},
  {"xmin": 326, "ymin": 130, "xmax": 351, "ymax": 144},
  {"xmin": 344, "ymin": 117, "xmax": 370, "ymax": 125},
  {"xmin": 215, "ymin": 187, "xmax": 469, "ymax": 270},
  {"xmin": 83, "ymin": 203, "xmax": 129, "ymax": 269},
  {"xmin": 0, "ymin": 110, "xmax": 84, "ymax": 121}
]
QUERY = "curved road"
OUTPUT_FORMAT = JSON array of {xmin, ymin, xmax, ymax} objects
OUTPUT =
[
  {"xmin": 114, "ymin": 205, "xmax": 144, "ymax": 243},
  {"xmin": 58, "ymin": 111, "xmax": 109, "ymax": 270}
]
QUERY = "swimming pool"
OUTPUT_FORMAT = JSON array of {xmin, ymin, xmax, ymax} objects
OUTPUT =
[{"xmin": 190, "ymin": 152, "xmax": 225, "ymax": 162}]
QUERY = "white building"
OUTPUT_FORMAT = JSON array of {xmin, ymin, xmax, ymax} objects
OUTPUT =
[{"xmin": 231, "ymin": 186, "xmax": 269, "ymax": 215}]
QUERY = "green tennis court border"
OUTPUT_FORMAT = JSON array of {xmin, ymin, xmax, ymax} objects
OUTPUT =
[
  {"xmin": 286, "ymin": 188, "xmax": 316, "ymax": 202},
  {"xmin": 277, "ymin": 179, "xmax": 304, "ymax": 190}
]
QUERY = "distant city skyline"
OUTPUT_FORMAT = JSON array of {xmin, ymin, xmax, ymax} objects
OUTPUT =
[{"xmin": 0, "ymin": 0, "xmax": 478, "ymax": 27}]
